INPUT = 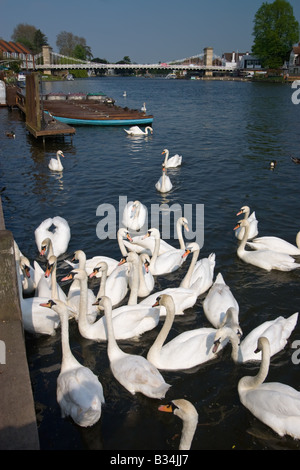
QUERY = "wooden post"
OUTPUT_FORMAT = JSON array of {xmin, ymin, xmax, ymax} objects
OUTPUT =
[{"xmin": 25, "ymin": 73, "xmax": 41, "ymax": 131}]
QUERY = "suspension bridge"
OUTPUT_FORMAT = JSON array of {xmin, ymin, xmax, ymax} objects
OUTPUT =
[{"xmin": 29, "ymin": 46, "xmax": 236, "ymax": 74}]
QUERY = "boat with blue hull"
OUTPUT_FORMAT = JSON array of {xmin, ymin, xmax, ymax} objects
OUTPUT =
[{"xmin": 43, "ymin": 92, "xmax": 153, "ymax": 126}]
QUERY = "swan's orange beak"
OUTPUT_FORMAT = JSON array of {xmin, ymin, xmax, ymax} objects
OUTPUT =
[
  {"xmin": 45, "ymin": 267, "xmax": 51, "ymax": 278},
  {"xmin": 152, "ymin": 300, "xmax": 159, "ymax": 307},
  {"xmin": 39, "ymin": 300, "xmax": 52, "ymax": 308},
  {"xmin": 233, "ymin": 223, "xmax": 240, "ymax": 231},
  {"xmin": 89, "ymin": 269, "xmax": 98, "ymax": 278},
  {"xmin": 61, "ymin": 273, "xmax": 73, "ymax": 281},
  {"xmin": 40, "ymin": 247, "xmax": 46, "ymax": 256},
  {"xmin": 182, "ymin": 249, "xmax": 191, "ymax": 258},
  {"xmin": 158, "ymin": 404, "xmax": 173, "ymax": 413},
  {"xmin": 118, "ymin": 257, "xmax": 127, "ymax": 266},
  {"xmin": 144, "ymin": 261, "xmax": 149, "ymax": 273},
  {"xmin": 126, "ymin": 233, "xmax": 133, "ymax": 242},
  {"xmin": 236, "ymin": 210, "xmax": 243, "ymax": 216}
]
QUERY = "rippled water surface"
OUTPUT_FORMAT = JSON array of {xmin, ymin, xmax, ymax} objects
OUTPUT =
[{"xmin": 1, "ymin": 76, "xmax": 300, "ymax": 451}]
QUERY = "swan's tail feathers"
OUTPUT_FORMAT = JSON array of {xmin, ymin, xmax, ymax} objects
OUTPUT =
[
  {"xmin": 209, "ymin": 253, "xmax": 216, "ymax": 264},
  {"xmin": 285, "ymin": 312, "xmax": 299, "ymax": 332},
  {"xmin": 214, "ymin": 272, "xmax": 225, "ymax": 284}
]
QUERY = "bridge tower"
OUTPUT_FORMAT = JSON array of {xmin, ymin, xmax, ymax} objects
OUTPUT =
[
  {"xmin": 204, "ymin": 47, "xmax": 213, "ymax": 76},
  {"xmin": 42, "ymin": 45, "xmax": 53, "ymax": 75}
]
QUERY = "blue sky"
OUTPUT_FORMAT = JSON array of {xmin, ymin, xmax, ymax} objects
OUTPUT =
[{"xmin": 1, "ymin": 0, "xmax": 300, "ymax": 63}]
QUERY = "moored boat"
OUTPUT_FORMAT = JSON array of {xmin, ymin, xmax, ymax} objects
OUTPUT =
[{"xmin": 43, "ymin": 92, "xmax": 154, "ymax": 126}]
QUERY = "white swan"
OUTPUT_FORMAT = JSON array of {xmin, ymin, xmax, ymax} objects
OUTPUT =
[
  {"xmin": 19, "ymin": 255, "xmax": 36, "ymax": 295},
  {"xmin": 213, "ymin": 310, "xmax": 299, "ymax": 363},
  {"xmin": 238, "ymin": 336, "xmax": 300, "ymax": 439},
  {"xmin": 97, "ymin": 295, "xmax": 170, "ymax": 398},
  {"xmin": 246, "ymin": 231, "xmax": 300, "ymax": 256},
  {"xmin": 123, "ymin": 216, "xmax": 189, "ymax": 256},
  {"xmin": 35, "ymin": 255, "xmax": 67, "ymax": 303},
  {"xmin": 234, "ymin": 219, "xmax": 300, "ymax": 271},
  {"xmin": 235, "ymin": 206, "xmax": 258, "ymax": 240},
  {"xmin": 143, "ymin": 228, "xmax": 187, "ymax": 275},
  {"xmin": 155, "ymin": 165, "xmax": 173, "ymax": 193},
  {"xmin": 48, "ymin": 150, "xmax": 64, "ymax": 172},
  {"xmin": 69, "ymin": 261, "xmax": 160, "ymax": 341},
  {"xmin": 202, "ymin": 273, "xmax": 239, "ymax": 328},
  {"xmin": 124, "ymin": 125, "xmax": 153, "ymax": 136},
  {"xmin": 89, "ymin": 259, "xmax": 128, "ymax": 307},
  {"xmin": 141, "ymin": 102, "xmax": 146, "ymax": 112},
  {"xmin": 15, "ymin": 262, "xmax": 60, "ymax": 335},
  {"xmin": 162, "ymin": 149, "xmax": 182, "ymax": 168},
  {"xmin": 180, "ymin": 243, "xmax": 215, "ymax": 296},
  {"xmin": 62, "ymin": 251, "xmax": 99, "ymax": 322},
  {"xmin": 136, "ymin": 253, "xmax": 154, "ymax": 297},
  {"xmin": 35, "ymin": 216, "xmax": 71, "ymax": 258},
  {"xmin": 40, "ymin": 299, "xmax": 105, "ymax": 427},
  {"xmin": 158, "ymin": 399, "xmax": 198, "ymax": 450},
  {"xmin": 122, "ymin": 200, "xmax": 147, "ymax": 232},
  {"xmin": 147, "ymin": 295, "xmax": 228, "ymax": 370}
]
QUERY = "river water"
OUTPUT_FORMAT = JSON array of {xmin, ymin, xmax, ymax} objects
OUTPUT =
[{"xmin": 1, "ymin": 76, "xmax": 300, "ymax": 451}]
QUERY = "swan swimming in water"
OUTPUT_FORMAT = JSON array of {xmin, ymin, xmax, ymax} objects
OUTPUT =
[
  {"xmin": 162, "ymin": 148, "xmax": 182, "ymax": 168},
  {"xmin": 48, "ymin": 150, "xmax": 65, "ymax": 172},
  {"xmin": 246, "ymin": 231, "xmax": 300, "ymax": 256},
  {"xmin": 234, "ymin": 219, "xmax": 300, "ymax": 271},
  {"xmin": 97, "ymin": 295, "xmax": 170, "ymax": 398},
  {"xmin": 238, "ymin": 336, "xmax": 300, "ymax": 439},
  {"xmin": 158, "ymin": 399, "xmax": 198, "ymax": 450},
  {"xmin": 124, "ymin": 126, "xmax": 153, "ymax": 136},
  {"xmin": 147, "ymin": 295, "xmax": 229, "ymax": 370},
  {"xmin": 155, "ymin": 165, "xmax": 173, "ymax": 193},
  {"xmin": 202, "ymin": 273, "xmax": 239, "ymax": 328},
  {"xmin": 40, "ymin": 299, "xmax": 105, "ymax": 427},
  {"xmin": 212, "ymin": 309, "xmax": 298, "ymax": 363},
  {"xmin": 121, "ymin": 200, "xmax": 147, "ymax": 231},
  {"xmin": 235, "ymin": 205, "xmax": 258, "ymax": 240},
  {"xmin": 35, "ymin": 216, "xmax": 71, "ymax": 258}
]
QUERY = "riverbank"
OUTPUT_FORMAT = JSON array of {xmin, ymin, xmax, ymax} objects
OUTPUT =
[{"xmin": 0, "ymin": 197, "xmax": 39, "ymax": 450}]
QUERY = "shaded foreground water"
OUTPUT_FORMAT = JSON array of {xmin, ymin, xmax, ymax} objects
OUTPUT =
[{"xmin": 1, "ymin": 76, "xmax": 300, "ymax": 450}]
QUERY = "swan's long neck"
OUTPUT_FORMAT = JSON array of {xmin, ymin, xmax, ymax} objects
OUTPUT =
[
  {"xmin": 138, "ymin": 258, "xmax": 148, "ymax": 294},
  {"xmin": 51, "ymin": 263, "xmax": 58, "ymax": 299},
  {"xmin": 179, "ymin": 416, "xmax": 198, "ymax": 450},
  {"xmin": 60, "ymin": 308, "xmax": 74, "ymax": 365},
  {"xmin": 220, "ymin": 327, "xmax": 240, "ymax": 362},
  {"xmin": 237, "ymin": 222, "xmax": 250, "ymax": 256},
  {"xmin": 147, "ymin": 300, "xmax": 175, "ymax": 363},
  {"xmin": 78, "ymin": 276, "xmax": 90, "ymax": 330},
  {"xmin": 127, "ymin": 257, "xmax": 139, "ymax": 305},
  {"xmin": 163, "ymin": 150, "xmax": 169, "ymax": 167},
  {"xmin": 150, "ymin": 233, "xmax": 160, "ymax": 269},
  {"xmin": 161, "ymin": 170, "xmax": 167, "ymax": 192},
  {"xmin": 102, "ymin": 297, "xmax": 121, "ymax": 359},
  {"xmin": 118, "ymin": 232, "xmax": 128, "ymax": 257},
  {"xmin": 239, "ymin": 339, "xmax": 270, "ymax": 390},
  {"xmin": 180, "ymin": 249, "xmax": 199, "ymax": 288},
  {"xmin": 96, "ymin": 267, "xmax": 107, "ymax": 298},
  {"xmin": 177, "ymin": 219, "xmax": 186, "ymax": 250}
]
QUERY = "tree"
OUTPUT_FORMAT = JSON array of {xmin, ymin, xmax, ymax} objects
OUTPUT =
[
  {"xmin": 252, "ymin": 0, "xmax": 300, "ymax": 69},
  {"xmin": 56, "ymin": 31, "xmax": 92, "ymax": 58},
  {"xmin": 33, "ymin": 29, "xmax": 48, "ymax": 54},
  {"xmin": 12, "ymin": 23, "xmax": 37, "ymax": 49}
]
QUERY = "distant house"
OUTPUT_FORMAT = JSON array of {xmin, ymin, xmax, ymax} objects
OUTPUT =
[
  {"xmin": 0, "ymin": 40, "xmax": 34, "ymax": 69},
  {"xmin": 239, "ymin": 53, "xmax": 263, "ymax": 70},
  {"xmin": 222, "ymin": 51, "xmax": 247, "ymax": 69},
  {"xmin": 288, "ymin": 42, "xmax": 300, "ymax": 76}
]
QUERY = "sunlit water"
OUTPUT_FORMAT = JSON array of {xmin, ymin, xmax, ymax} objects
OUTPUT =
[{"xmin": 1, "ymin": 76, "xmax": 300, "ymax": 450}]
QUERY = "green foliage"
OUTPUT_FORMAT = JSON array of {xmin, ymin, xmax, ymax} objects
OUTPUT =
[{"xmin": 252, "ymin": 0, "xmax": 300, "ymax": 69}]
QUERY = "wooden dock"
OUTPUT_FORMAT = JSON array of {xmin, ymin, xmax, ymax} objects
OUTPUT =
[{"xmin": 7, "ymin": 74, "xmax": 76, "ymax": 141}]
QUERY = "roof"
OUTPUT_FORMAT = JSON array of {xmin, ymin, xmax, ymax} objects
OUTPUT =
[
  {"xmin": 0, "ymin": 40, "xmax": 32, "ymax": 54},
  {"xmin": 292, "ymin": 42, "xmax": 300, "ymax": 54}
]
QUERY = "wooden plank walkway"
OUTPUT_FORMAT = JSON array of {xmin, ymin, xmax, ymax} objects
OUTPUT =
[{"xmin": 7, "ymin": 76, "xmax": 76, "ymax": 140}]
